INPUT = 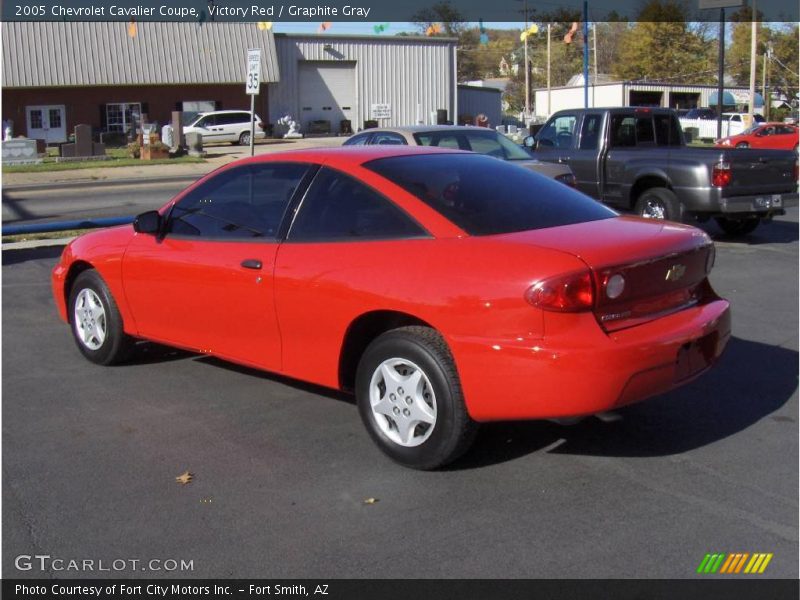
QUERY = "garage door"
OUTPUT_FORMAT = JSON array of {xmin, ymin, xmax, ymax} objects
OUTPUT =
[{"xmin": 298, "ymin": 61, "xmax": 356, "ymax": 133}]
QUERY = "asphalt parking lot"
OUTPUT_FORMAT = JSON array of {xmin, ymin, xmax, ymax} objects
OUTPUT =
[{"xmin": 2, "ymin": 210, "xmax": 797, "ymax": 579}]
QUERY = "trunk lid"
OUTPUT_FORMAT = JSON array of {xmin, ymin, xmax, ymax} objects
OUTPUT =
[{"xmin": 503, "ymin": 216, "xmax": 715, "ymax": 332}]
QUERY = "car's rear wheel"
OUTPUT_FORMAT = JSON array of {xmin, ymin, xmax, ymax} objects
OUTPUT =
[
  {"xmin": 735, "ymin": 142, "xmax": 750, "ymax": 149},
  {"xmin": 239, "ymin": 131, "xmax": 251, "ymax": 146},
  {"xmin": 68, "ymin": 270, "xmax": 133, "ymax": 365},
  {"xmin": 715, "ymin": 216, "xmax": 760, "ymax": 236},
  {"xmin": 355, "ymin": 326, "xmax": 478, "ymax": 470},
  {"xmin": 635, "ymin": 188, "xmax": 682, "ymax": 222}
]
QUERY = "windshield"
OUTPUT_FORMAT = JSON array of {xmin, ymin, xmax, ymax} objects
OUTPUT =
[
  {"xmin": 413, "ymin": 130, "xmax": 533, "ymax": 161},
  {"xmin": 365, "ymin": 153, "xmax": 616, "ymax": 236}
]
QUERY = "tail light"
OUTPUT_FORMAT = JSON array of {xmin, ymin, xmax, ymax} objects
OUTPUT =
[
  {"xmin": 525, "ymin": 270, "xmax": 594, "ymax": 312},
  {"xmin": 258, "ymin": 121, "xmax": 265, "ymax": 130},
  {"xmin": 712, "ymin": 161, "xmax": 732, "ymax": 187},
  {"xmin": 555, "ymin": 173, "xmax": 577, "ymax": 187}
]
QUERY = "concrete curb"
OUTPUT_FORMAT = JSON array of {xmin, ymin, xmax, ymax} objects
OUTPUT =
[
  {"xmin": 3, "ymin": 174, "xmax": 200, "ymax": 192},
  {"xmin": 2, "ymin": 237, "xmax": 74, "ymax": 250}
]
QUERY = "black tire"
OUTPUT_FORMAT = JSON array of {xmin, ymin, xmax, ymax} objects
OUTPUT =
[
  {"xmin": 715, "ymin": 216, "xmax": 760, "ymax": 236},
  {"xmin": 355, "ymin": 326, "xmax": 478, "ymax": 470},
  {"xmin": 735, "ymin": 142, "xmax": 750, "ymax": 149},
  {"xmin": 634, "ymin": 188, "xmax": 683, "ymax": 222},
  {"xmin": 238, "ymin": 131, "xmax": 250, "ymax": 146},
  {"xmin": 68, "ymin": 270, "xmax": 134, "ymax": 365}
]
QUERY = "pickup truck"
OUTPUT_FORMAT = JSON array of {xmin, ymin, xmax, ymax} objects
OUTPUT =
[{"xmin": 525, "ymin": 107, "xmax": 798, "ymax": 235}]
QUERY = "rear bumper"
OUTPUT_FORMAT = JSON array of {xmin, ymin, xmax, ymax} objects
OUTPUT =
[
  {"xmin": 452, "ymin": 299, "xmax": 731, "ymax": 422},
  {"xmin": 720, "ymin": 192, "xmax": 798, "ymax": 214}
]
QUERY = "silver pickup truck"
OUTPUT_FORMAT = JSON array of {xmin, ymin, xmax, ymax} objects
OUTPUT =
[{"xmin": 526, "ymin": 107, "xmax": 798, "ymax": 235}]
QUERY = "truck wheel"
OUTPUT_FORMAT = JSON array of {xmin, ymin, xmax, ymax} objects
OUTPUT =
[
  {"xmin": 715, "ymin": 217, "xmax": 760, "ymax": 236},
  {"xmin": 635, "ymin": 188, "xmax": 682, "ymax": 222},
  {"xmin": 355, "ymin": 326, "xmax": 478, "ymax": 470}
]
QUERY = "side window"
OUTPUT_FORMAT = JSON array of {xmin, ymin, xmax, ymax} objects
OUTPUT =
[
  {"xmin": 635, "ymin": 117, "xmax": 655, "ymax": 145},
  {"xmin": 464, "ymin": 133, "xmax": 506, "ymax": 157},
  {"xmin": 289, "ymin": 168, "xmax": 427, "ymax": 242},
  {"xmin": 731, "ymin": 115, "xmax": 741, "ymax": 122},
  {"xmin": 610, "ymin": 115, "xmax": 636, "ymax": 148},
  {"xmin": 654, "ymin": 115, "xmax": 683, "ymax": 146},
  {"xmin": 372, "ymin": 133, "xmax": 407, "ymax": 145},
  {"xmin": 343, "ymin": 134, "xmax": 371, "ymax": 146},
  {"xmin": 415, "ymin": 133, "xmax": 462, "ymax": 149},
  {"xmin": 195, "ymin": 115, "xmax": 214, "ymax": 128},
  {"xmin": 579, "ymin": 114, "xmax": 602, "ymax": 150},
  {"xmin": 168, "ymin": 163, "xmax": 309, "ymax": 240},
  {"xmin": 537, "ymin": 115, "xmax": 577, "ymax": 148}
]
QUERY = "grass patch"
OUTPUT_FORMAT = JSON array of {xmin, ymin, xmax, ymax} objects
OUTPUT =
[
  {"xmin": 3, "ymin": 228, "xmax": 94, "ymax": 243},
  {"xmin": 3, "ymin": 148, "xmax": 205, "ymax": 173}
]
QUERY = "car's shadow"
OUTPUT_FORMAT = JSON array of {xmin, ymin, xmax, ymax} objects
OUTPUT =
[
  {"xmin": 448, "ymin": 336, "xmax": 797, "ymax": 469},
  {"xmin": 124, "ymin": 335, "xmax": 796, "ymax": 469}
]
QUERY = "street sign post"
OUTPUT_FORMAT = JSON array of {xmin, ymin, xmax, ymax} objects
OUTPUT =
[{"xmin": 245, "ymin": 49, "xmax": 261, "ymax": 156}]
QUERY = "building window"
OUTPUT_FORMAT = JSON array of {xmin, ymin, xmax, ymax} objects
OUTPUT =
[
  {"xmin": 48, "ymin": 109, "xmax": 62, "ymax": 128},
  {"xmin": 106, "ymin": 102, "xmax": 142, "ymax": 133},
  {"xmin": 29, "ymin": 110, "xmax": 43, "ymax": 129}
]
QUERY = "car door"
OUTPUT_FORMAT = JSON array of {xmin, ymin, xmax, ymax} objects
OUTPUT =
[
  {"xmin": 273, "ymin": 166, "xmax": 431, "ymax": 387},
  {"xmin": 122, "ymin": 162, "xmax": 312, "ymax": 370},
  {"xmin": 568, "ymin": 113, "xmax": 604, "ymax": 197},
  {"xmin": 534, "ymin": 113, "xmax": 578, "ymax": 165},
  {"xmin": 751, "ymin": 125, "xmax": 776, "ymax": 148}
]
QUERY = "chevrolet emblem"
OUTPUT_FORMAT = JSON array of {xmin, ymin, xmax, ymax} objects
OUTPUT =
[{"xmin": 665, "ymin": 264, "xmax": 687, "ymax": 282}]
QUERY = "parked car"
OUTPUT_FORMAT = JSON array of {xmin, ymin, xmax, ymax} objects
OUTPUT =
[
  {"xmin": 52, "ymin": 147, "xmax": 731, "ymax": 469},
  {"xmin": 526, "ymin": 107, "xmax": 798, "ymax": 235},
  {"xmin": 183, "ymin": 110, "xmax": 266, "ymax": 146},
  {"xmin": 715, "ymin": 122, "xmax": 799, "ymax": 151},
  {"xmin": 684, "ymin": 108, "xmax": 718, "ymax": 120},
  {"xmin": 343, "ymin": 125, "xmax": 577, "ymax": 186}
]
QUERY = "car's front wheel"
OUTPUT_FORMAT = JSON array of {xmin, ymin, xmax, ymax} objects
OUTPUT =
[
  {"xmin": 68, "ymin": 270, "xmax": 133, "ymax": 365},
  {"xmin": 356, "ymin": 326, "xmax": 478, "ymax": 470},
  {"xmin": 735, "ymin": 141, "xmax": 750, "ymax": 149}
]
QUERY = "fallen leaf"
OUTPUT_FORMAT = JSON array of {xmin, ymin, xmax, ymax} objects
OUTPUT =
[
  {"xmin": 363, "ymin": 497, "xmax": 379, "ymax": 505},
  {"xmin": 175, "ymin": 471, "xmax": 193, "ymax": 485}
]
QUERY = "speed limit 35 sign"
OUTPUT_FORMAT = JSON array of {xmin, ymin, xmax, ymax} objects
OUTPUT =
[{"xmin": 246, "ymin": 48, "xmax": 261, "ymax": 95}]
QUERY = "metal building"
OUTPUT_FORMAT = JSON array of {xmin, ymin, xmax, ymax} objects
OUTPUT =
[
  {"xmin": 269, "ymin": 33, "xmax": 456, "ymax": 133},
  {"xmin": 534, "ymin": 81, "xmax": 764, "ymax": 119},
  {"xmin": 1, "ymin": 23, "xmax": 457, "ymax": 143}
]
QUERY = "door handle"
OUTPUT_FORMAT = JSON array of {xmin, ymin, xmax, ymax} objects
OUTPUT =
[{"xmin": 241, "ymin": 259, "xmax": 262, "ymax": 270}]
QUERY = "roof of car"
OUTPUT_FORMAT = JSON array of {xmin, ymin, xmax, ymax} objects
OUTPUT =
[
  {"xmin": 232, "ymin": 145, "xmax": 468, "ymax": 168},
  {"xmin": 358, "ymin": 125, "xmax": 499, "ymax": 135},
  {"xmin": 198, "ymin": 110, "xmax": 254, "ymax": 115}
]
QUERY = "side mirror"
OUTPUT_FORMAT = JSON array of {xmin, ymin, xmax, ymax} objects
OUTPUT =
[
  {"xmin": 523, "ymin": 135, "xmax": 536, "ymax": 149},
  {"xmin": 133, "ymin": 210, "xmax": 162, "ymax": 235}
]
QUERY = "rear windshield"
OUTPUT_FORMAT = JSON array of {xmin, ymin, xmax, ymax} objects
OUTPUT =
[{"xmin": 365, "ymin": 153, "xmax": 616, "ymax": 236}]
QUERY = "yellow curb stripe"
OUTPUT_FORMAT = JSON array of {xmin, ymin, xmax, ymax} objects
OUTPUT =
[
  {"xmin": 758, "ymin": 554, "xmax": 773, "ymax": 573},
  {"xmin": 744, "ymin": 554, "xmax": 759, "ymax": 573},
  {"xmin": 750, "ymin": 554, "xmax": 766, "ymax": 573}
]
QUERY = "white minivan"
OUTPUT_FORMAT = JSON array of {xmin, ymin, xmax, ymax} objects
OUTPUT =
[{"xmin": 184, "ymin": 110, "xmax": 267, "ymax": 145}]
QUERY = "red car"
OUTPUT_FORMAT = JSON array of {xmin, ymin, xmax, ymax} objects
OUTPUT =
[
  {"xmin": 716, "ymin": 122, "xmax": 799, "ymax": 151},
  {"xmin": 52, "ymin": 147, "xmax": 731, "ymax": 469}
]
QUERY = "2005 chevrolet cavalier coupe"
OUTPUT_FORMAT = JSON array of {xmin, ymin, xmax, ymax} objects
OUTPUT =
[{"xmin": 52, "ymin": 147, "xmax": 731, "ymax": 469}]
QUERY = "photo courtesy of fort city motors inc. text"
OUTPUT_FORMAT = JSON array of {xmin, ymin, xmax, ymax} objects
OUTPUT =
[{"xmin": 0, "ymin": 0, "xmax": 798, "ymax": 598}]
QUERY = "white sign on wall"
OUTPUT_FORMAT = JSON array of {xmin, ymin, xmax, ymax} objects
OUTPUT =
[
  {"xmin": 371, "ymin": 103, "xmax": 391, "ymax": 119},
  {"xmin": 246, "ymin": 48, "xmax": 262, "ymax": 95}
]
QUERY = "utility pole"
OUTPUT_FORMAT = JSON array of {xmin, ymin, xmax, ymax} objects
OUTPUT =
[
  {"xmin": 762, "ymin": 50, "xmax": 768, "ymax": 120},
  {"xmin": 523, "ymin": 0, "xmax": 530, "ymax": 121},
  {"xmin": 748, "ymin": 0, "xmax": 757, "ymax": 122},
  {"xmin": 547, "ymin": 23, "xmax": 551, "ymax": 116},
  {"xmin": 717, "ymin": 7, "xmax": 725, "ymax": 140},
  {"xmin": 583, "ymin": 1, "xmax": 589, "ymax": 108}
]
